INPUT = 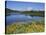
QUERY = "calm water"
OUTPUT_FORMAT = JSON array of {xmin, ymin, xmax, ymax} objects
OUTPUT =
[{"xmin": 6, "ymin": 13, "xmax": 44, "ymax": 25}]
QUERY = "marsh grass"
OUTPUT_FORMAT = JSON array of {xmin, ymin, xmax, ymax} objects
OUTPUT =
[{"xmin": 5, "ymin": 21, "xmax": 44, "ymax": 34}]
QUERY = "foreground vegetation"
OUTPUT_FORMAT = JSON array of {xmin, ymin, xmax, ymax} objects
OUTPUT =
[{"xmin": 5, "ymin": 21, "xmax": 44, "ymax": 34}]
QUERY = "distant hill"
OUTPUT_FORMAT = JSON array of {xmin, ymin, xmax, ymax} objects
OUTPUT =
[
  {"xmin": 5, "ymin": 8, "xmax": 20, "ymax": 16},
  {"xmin": 5, "ymin": 8, "xmax": 20, "ymax": 13}
]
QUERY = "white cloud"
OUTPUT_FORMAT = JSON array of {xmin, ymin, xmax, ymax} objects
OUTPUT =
[
  {"xmin": 26, "ymin": 7, "xmax": 32, "ymax": 11},
  {"xmin": 33, "ymin": 9, "xmax": 44, "ymax": 11},
  {"xmin": 11, "ymin": 8, "xmax": 16, "ymax": 10},
  {"xmin": 15, "ymin": 7, "xmax": 32, "ymax": 11},
  {"xmin": 39, "ymin": 9, "xmax": 44, "ymax": 11}
]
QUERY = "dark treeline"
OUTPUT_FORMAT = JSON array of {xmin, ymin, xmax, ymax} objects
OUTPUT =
[{"xmin": 5, "ymin": 8, "xmax": 44, "ymax": 17}]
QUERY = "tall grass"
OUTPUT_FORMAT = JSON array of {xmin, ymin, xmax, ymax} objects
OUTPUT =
[{"xmin": 5, "ymin": 21, "xmax": 44, "ymax": 34}]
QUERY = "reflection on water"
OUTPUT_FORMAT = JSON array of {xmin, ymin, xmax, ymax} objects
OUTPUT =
[{"xmin": 6, "ymin": 13, "xmax": 44, "ymax": 25}]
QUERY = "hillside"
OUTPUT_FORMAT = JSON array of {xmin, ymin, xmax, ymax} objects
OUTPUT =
[{"xmin": 5, "ymin": 8, "xmax": 20, "ymax": 16}]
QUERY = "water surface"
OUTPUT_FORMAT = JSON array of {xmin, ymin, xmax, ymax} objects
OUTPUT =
[{"xmin": 6, "ymin": 13, "xmax": 44, "ymax": 25}]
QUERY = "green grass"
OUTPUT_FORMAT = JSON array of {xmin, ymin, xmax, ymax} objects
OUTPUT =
[{"xmin": 5, "ymin": 21, "xmax": 44, "ymax": 34}]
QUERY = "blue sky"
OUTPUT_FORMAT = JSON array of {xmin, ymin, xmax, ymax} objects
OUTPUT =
[{"xmin": 6, "ymin": 1, "xmax": 44, "ymax": 11}]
